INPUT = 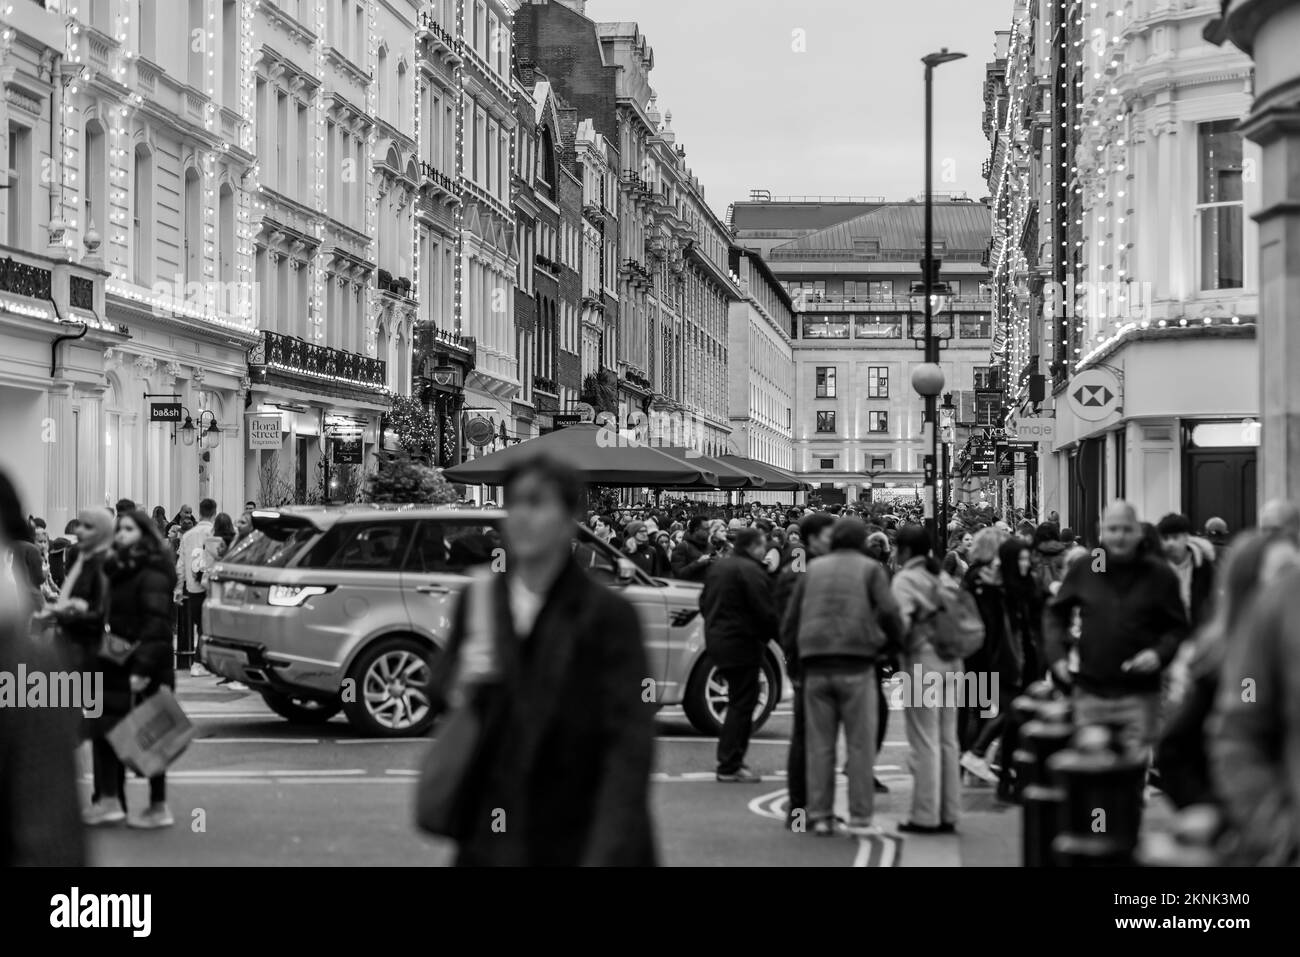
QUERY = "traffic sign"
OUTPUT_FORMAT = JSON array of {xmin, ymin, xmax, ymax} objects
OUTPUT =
[{"xmin": 1066, "ymin": 367, "xmax": 1120, "ymax": 422}]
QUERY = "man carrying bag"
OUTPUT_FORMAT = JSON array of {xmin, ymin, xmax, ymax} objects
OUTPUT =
[{"xmin": 414, "ymin": 453, "xmax": 657, "ymax": 866}]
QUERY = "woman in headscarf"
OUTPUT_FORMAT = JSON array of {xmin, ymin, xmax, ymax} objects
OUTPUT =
[
  {"xmin": 84, "ymin": 509, "xmax": 179, "ymax": 827},
  {"xmin": 51, "ymin": 508, "xmax": 115, "ymax": 673}
]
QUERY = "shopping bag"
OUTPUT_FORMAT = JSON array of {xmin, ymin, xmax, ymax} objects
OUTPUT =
[
  {"xmin": 415, "ymin": 570, "xmax": 497, "ymax": 839},
  {"xmin": 105, "ymin": 686, "xmax": 196, "ymax": 778}
]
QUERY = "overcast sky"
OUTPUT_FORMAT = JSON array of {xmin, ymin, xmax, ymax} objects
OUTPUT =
[{"xmin": 587, "ymin": 0, "xmax": 1013, "ymax": 218}]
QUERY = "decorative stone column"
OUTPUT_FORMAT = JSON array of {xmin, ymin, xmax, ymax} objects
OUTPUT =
[{"xmin": 1213, "ymin": 0, "xmax": 1300, "ymax": 508}]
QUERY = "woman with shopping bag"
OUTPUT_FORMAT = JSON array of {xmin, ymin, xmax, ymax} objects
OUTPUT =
[{"xmin": 81, "ymin": 509, "xmax": 179, "ymax": 828}]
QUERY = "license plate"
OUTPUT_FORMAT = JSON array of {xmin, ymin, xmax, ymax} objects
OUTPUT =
[{"xmin": 223, "ymin": 581, "xmax": 248, "ymax": 603}]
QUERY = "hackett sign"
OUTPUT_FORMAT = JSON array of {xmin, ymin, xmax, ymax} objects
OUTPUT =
[{"xmin": 247, "ymin": 415, "xmax": 283, "ymax": 450}]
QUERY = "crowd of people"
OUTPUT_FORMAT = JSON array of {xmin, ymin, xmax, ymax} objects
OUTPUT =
[
  {"xmin": 6, "ymin": 456, "xmax": 1300, "ymax": 864},
  {"xmin": 0, "ymin": 478, "xmax": 259, "ymax": 856},
  {"xmin": 607, "ymin": 492, "xmax": 1292, "ymax": 858}
]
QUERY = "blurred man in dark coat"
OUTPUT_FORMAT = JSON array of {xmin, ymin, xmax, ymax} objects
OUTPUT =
[
  {"xmin": 699, "ymin": 527, "xmax": 780, "ymax": 782},
  {"xmin": 427, "ymin": 454, "xmax": 657, "ymax": 866},
  {"xmin": 0, "ymin": 471, "xmax": 84, "ymax": 865}
]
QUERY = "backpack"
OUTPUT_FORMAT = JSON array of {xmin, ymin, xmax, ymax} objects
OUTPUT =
[{"xmin": 928, "ymin": 575, "xmax": 986, "ymax": 660}]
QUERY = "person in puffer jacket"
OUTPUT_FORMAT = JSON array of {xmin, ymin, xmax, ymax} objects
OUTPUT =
[{"xmin": 1029, "ymin": 522, "xmax": 1069, "ymax": 596}]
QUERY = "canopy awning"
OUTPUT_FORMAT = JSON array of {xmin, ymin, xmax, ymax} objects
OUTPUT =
[
  {"xmin": 656, "ymin": 449, "xmax": 767, "ymax": 489},
  {"xmin": 441, "ymin": 423, "xmax": 719, "ymax": 488},
  {"xmin": 717, "ymin": 455, "xmax": 813, "ymax": 492}
]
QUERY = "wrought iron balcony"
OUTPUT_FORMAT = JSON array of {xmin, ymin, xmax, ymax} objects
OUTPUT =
[
  {"xmin": 419, "ymin": 159, "xmax": 459, "ymax": 196},
  {"xmin": 261, "ymin": 329, "xmax": 386, "ymax": 389}
]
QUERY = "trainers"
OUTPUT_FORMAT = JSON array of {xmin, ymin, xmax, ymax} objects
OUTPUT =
[
  {"xmin": 845, "ymin": 821, "xmax": 882, "ymax": 837},
  {"xmin": 716, "ymin": 766, "xmax": 762, "ymax": 783},
  {"xmin": 960, "ymin": 751, "xmax": 998, "ymax": 784},
  {"xmin": 812, "ymin": 818, "xmax": 848, "ymax": 837},
  {"xmin": 189, "ymin": 662, "xmax": 211, "ymax": 678},
  {"xmin": 82, "ymin": 800, "xmax": 126, "ymax": 826},
  {"xmin": 127, "ymin": 803, "xmax": 175, "ymax": 829}
]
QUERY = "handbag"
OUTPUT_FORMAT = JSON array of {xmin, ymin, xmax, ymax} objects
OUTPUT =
[
  {"xmin": 95, "ymin": 572, "xmax": 138, "ymax": 666},
  {"xmin": 105, "ymin": 686, "xmax": 196, "ymax": 778},
  {"xmin": 414, "ymin": 570, "xmax": 499, "ymax": 839}
]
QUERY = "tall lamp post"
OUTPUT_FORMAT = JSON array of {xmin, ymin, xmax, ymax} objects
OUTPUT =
[
  {"xmin": 909, "ymin": 282, "xmax": 953, "ymax": 553},
  {"xmin": 911, "ymin": 46, "xmax": 966, "ymax": 554}
]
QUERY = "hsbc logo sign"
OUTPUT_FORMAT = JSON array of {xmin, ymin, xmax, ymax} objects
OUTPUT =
[{"xmin": 1066, "ymin": 368, "xmax": 1121, "ymax": 423}]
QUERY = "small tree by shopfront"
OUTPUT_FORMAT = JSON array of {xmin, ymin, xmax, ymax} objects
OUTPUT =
[{"xmin": 365, "ymin": 450, "xmax": 458, "ymax": 505}]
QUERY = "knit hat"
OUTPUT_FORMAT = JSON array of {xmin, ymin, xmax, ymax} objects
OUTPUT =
[
  {"xmin": 626, "ymin": 521, "xmax": 647, "ymax": 538},
  {"xmin": 728, "ymin": 518, "xmax": 747, "ymax": 531}
]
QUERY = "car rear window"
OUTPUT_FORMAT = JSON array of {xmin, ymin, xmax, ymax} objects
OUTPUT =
[{"xmin": 222, "ymin": 528, "xmax": 318, "ymax": 568}]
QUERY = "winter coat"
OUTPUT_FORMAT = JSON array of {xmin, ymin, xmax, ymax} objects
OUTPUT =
[
  {"xmin": 626, "ymin": 541, "xmax": 668, "ymax": 578},
  {"xmin": 669, "ymin": 530, "xmax": 713, "ymax": 582},
  {"xmin": 962, "ymin": 564, "xmax": 1023, "ymax": 689},
  {"xmin": 52, "ymin": 548, "xmax": 111, "ymax": 668},
  {"xmin": 428, "ymin": 558, "xmax": 658, "ymax": 866},
  {"xmin": 782, "ymin": 549, "xmax": 902, "ymax": 668},
  {"xmin": 104, "ymin": 546, "xmax": 177, "ymax": 687},
  {"xmin": 0, "ymin": 619, "xmax": 85, "ymax": 865},
  {"xmin": 1211, "ymin": 567, "xmax": 1300, "ymax": 864},
  {"xmin": 1043, "ymin": 551, "xmax": 1189, "ymax": 696},
  {"xmin": 892, "ymin": 557, "xmax": 959, "ymax": 665},
  {"xmin": 699, "ymin": 552, "xmax": 780, "ymax": 669},
  {"xmin": 1030, "ymin": 540, "xmax": 1068, "ymax": 594}
]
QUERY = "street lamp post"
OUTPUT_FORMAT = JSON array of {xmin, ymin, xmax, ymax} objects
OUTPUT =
[{"xmin": 915, "ymin": 46, "xmax": 966, "ymax": 555}]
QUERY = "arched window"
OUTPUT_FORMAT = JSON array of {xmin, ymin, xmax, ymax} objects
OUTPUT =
[
  {"xmin": 133, "ymin": 144, "xmax": 153, "ymax": 284},
  {"xmin": 218, "ymin": 183, "xmax": 235, "ymax": 287},
  {"xmin": 183, "ymin": 167, "xmax": 202, "ymax": 288},
  {"xmin": 396, "ymin": 62, "xmax": 408, "ymax": 127},
  {"xmin": 83, "ymin": 119, "xmax": 106, "ymax": 238},
  {"xmin": 537, "ymin": 130, "xmax": 556, "ymax": 201}
]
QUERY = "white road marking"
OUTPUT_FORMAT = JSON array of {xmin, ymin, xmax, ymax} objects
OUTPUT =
[
  {"xmin": 194, "ymin": 738, "xmax": 319, "ymax": 745},
  {"xmin": 334, "ymin": 737, "xmax": 427, "ymax": 744},
  {"xmin": 654, "ymin": 736, "xmax": 790, "ymax": 744}
]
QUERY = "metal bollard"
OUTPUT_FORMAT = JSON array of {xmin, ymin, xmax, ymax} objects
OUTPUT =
[
  {"xmin": 1009, "ymin": 693, "xmax": 1067, "ymax": 801},
  {"xmin": 1049, "ymin": 726, "xmax": 1147, "ymax": 867},
  {"xmin": 1009, "ymin": 695, "xmax": 1044, "ymax": 802},
  {"xmin": 1019, "ymin": 717, "xmax": 1074, "ymax": 867},
  {"xmin": 1136, "ymin": 805, "xmax": 1222, "ymax": 868}
]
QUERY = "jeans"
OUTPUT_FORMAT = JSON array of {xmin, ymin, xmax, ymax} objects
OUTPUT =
[
  {"xmin": 903, "ymin": 647, "xmax": 961, "ymax": 827},
  {"xmin": 1074, "ymin": 690, "xmax": 1161, "ymax": 760},
  {"xmin": 717, "ymin": 664, "xmax": 760, "ymax": 774},
  {"xmin": 804, "ymin": 666, "xmax": 877, "ymax": 825},
  {"xmin": 91, "ymin": 736, "xmax": 165, "ymax": 809},
  {"xmin": 180, "ymin": 591, "xmax": 204, "ymax": 667},
  {"xmin": 787, "ymin": 678, "xmax": 806, "ymax": 812}
]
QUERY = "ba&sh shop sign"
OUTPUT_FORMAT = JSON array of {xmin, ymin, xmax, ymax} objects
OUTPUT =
[{"xmin": 247, "ymin": 414, "xmax": 283, "ymax": 450}]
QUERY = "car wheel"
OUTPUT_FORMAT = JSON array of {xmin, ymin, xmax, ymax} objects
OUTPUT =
[
  {"xmin": 259, "ymin": 691, "xmax": 342, "ymax": 725},
  {"xmin": 342, "ymin": 637, "xmax": 436, "ymax": 737},
  {"xmin": 682, "ymin": 652, "xmax": 779, "ymax": 737}
]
